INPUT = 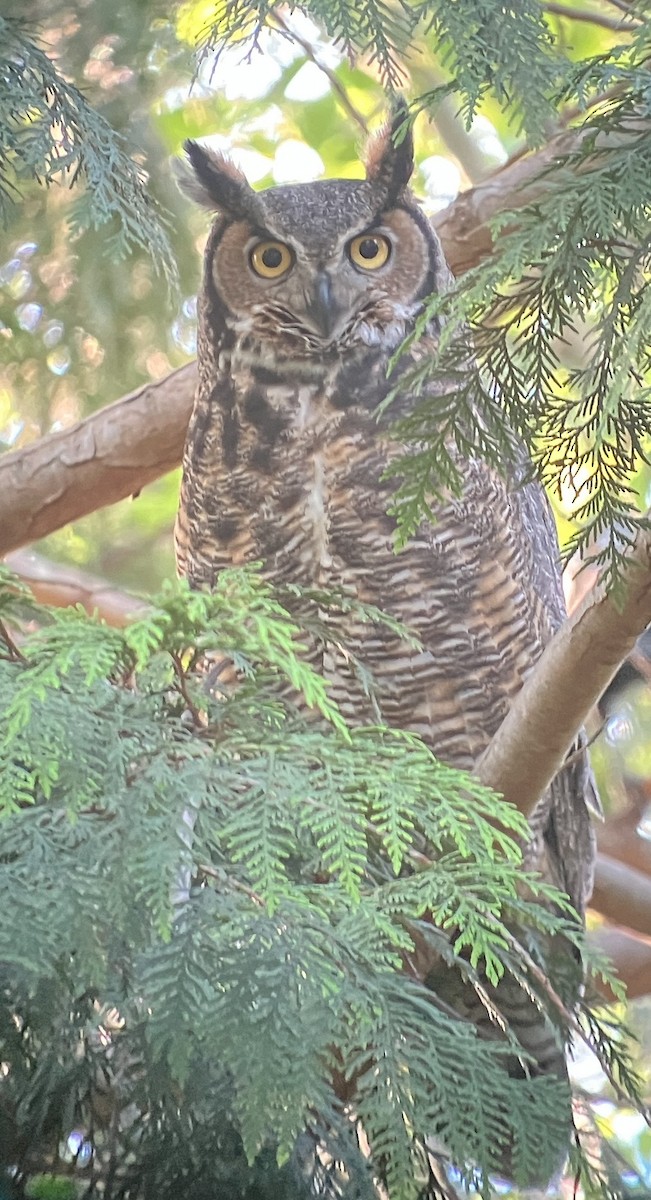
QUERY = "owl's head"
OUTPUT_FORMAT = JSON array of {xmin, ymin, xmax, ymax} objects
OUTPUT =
[{"xmin": 176, "ymin": 106, "xmax": 446, "ymax": 357}]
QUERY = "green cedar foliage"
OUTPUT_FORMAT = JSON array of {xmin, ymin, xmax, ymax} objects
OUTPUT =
[
  {"xmin": 199, "ymin": 0, "xmax": 563, "ymax": 137},
  {"xmin": 0, "ymin": 16, "xmax": 177, "ymax": 289},
  {"xmin": 389, "ymin": 34, "xmax": 651, "ymax": 591},
  {"xmin": 390, "ymin": 13, "xmax": 651, "ymax": 591},
  {"xmin": 0, "ymin": 568, "xmax": 643, "ymax": 1198}
]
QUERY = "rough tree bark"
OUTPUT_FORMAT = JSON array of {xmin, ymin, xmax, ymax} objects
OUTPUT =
[{"xmin": 0, "ymin": 363, "xmax": 196, "ymax": 555}]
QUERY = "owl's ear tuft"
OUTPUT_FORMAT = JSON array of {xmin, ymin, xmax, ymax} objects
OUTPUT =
[
  {"xmin": 174, "ymin": 140, "xmax": 263, "ymax": 222},
  {"xmin": 365, "ymin": 99, "xmax": 414, "ymax": 205}
]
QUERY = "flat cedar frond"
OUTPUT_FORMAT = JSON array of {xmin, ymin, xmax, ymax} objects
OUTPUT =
[
  {"xmin": 575, "ymin": 1002, "xmax": 646, "ymax": 1112},
  {"xmin": 415, "ymin": 0, "xmax": 563, "ymax": 142},
  {"xmin": 0, "ymin": 568, "xmax": 631, "ymax": 1196}
]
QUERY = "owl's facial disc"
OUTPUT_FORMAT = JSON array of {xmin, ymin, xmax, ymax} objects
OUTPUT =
[
  {"xmin": 243, "ymin": 230, "xmax": 395, "ymax": 339},
  {"xmin": 211, "ymin": 204, "xmax": 432, "ymax": 352}
]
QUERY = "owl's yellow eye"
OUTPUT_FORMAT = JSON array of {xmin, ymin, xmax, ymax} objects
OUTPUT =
[
  {"xmin": 348, "ymin": 234, "xmax": 391, "ymax": 271},
  {"xmin": 249, "ymin": 240, "xmax": 293, "ymax": 279}
]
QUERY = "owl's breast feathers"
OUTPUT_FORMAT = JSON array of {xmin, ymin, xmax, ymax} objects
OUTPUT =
[{"xmin": 176, "ymin": 342, "xmax": 595, "ymax": 913}]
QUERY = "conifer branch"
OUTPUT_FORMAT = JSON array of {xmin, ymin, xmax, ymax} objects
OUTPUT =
[
  {"xmin": 7, "ymin": 547, "xmax": 651, "ymax": 942},
  {"xmin": 478, "ymin": 525, "xmax": 651, "ymax": 819},
  {"xmin": 0, "ymin": 16, "xmax": 178, "ymax": 285},
  {"xmin": 541, "ymin": 1, "xmax": 642, "ymax": 29}
]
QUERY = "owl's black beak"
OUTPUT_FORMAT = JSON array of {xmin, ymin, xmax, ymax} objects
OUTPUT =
[{"xmin": 306, "ymin": 272, "xmax": 341, "ymax": 340}]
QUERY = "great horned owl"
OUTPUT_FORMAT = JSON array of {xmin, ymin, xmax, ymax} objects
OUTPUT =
[{"xmin": 175, "ymin": 108, "xmax": 595, "ymax": 1175}]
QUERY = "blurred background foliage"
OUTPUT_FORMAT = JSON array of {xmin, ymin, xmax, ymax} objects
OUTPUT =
[{"xmin": 3, "ymin": 1, "xmax": 651, "ymax": 1189}]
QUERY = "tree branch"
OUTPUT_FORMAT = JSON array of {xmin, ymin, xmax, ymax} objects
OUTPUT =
[
  {"xmin": 602, "ymin": 0, "xmax": 637, "ymax": 13},
  {"xmin": 270, "ymin": 9, "xmax": 369, "ymax": 134},
  {"xmin": 592, "ymin": 855, "xmax": 651, "ymax": 939},
  {"xmin": 589, "ymin": 924, "xmax": 651, "ymax": 1000},
  {"xmin": 4, "ymin": 549, "xmax": 148, "ymax": 625},
  {"xmin": 0, "ymin": 127, "xmax": 596, "ymax": 559},
  {"xmin": 0, "ymin": 363, "xmax": 196, "ymax": 557},
  {"xmin": 432, "ymin": 125, "xmax": 591, "ymax": 274},
  {"xmin": 478, "ymin": 531, "xmax": 651, "ymax": 817},
  {"xmin": 542, "ymin": 1, "xmax": 641, "ymax": 30}
]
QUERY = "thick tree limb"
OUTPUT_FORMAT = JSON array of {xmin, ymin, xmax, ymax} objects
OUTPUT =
[
  {"xmin": 5, "ymin": 549, "xmax": 147, "ymax": 625},
  {"xmin": 589, "ymin": 925, "xmax": 651, "ymax": 1000},
  {"xmin": 432, "ymin": 125, "xmax": 589, "ymax": 274},
  {"xmin": 0, "ymin": 127, "xmax": 591, "ymax": 559},
  {"xmin": 0, "ymin": 362, "xmax": 196, "ymax": 557},
  {"xmin": 596, "ymin": 782, "xmax": 651, "ymax": 878},
  {"xmin": 542, "ymin": 1, "xmax": 641, "ymax": 30},
  {"xmin": 478, "ymin": 534, "xmax": 651, "ymax": 817},
  {"xmin": 592, "ymin": 855, "xmax": 651, "ymax": 940}
]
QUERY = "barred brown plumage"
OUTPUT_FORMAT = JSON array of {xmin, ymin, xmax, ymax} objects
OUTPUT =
[{"xmin": 174, "ymin": 104, "xmax": 596, "ymax": 1182}]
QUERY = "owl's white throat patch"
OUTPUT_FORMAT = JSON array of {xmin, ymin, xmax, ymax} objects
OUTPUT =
[
  {"xmin": 304, "ymin": 452, "xmax": 332, "ymax": 573},
  {"xmin": 294, "ymin": 384, "xmax": 319, "ymax": 430}
]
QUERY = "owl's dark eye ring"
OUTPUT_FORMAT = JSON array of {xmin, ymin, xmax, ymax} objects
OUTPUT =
[
  {"xmin": 348, "ymin": 234, "xmax": 391, "ymax": 271},
  {"xmin": 250, "ymin": 240, "xmax": 293, "ymax": 279}
]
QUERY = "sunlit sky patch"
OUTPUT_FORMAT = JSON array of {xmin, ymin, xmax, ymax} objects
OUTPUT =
[
  {"xmin": 419, "ymin": 155, "xmax": 461, "ymax": 212},
  {"xmin": 273, "ymin": 139, "xmax": 324, "ymax": 183},
  {"xmin": 284, "ymin": 60, "xmax": 331, "ymax": 102},
  {"xmin": 468, "ymin": 114, "xmax": 508, "ymax": 167}
]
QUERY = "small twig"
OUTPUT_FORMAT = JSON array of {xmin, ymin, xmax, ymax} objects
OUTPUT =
[
  {"xmin": 556, "ymin": 83, "xmax": 623, "ymax": 131},
  {"xmin": 503, "ymin": 927, "xmax": 576, "ymax": 1025},
  {"xmin": 0, "ymin": 617, "xmax": 26, "ymax": 663},
  {"xmin": 197, "ymin": 860, "xmax": 265, "ymax": 906},
  {"xmin": 170, "ymin": 651, "xmax": 206, "ymax": 727},
  {"xmin": 270, "ymin": 9, "xmax": 370, "ymax": 134},
  {"xmin": 560, "ymin": 722, "xmax": 606, "ymax": 771},
  {"xmin": 542, "ymin": 1, "xmax": 642, "ymax": 29}
]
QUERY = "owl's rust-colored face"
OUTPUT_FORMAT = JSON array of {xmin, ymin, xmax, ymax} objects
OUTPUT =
[
  {"xmin": 175, "ymin": 107, "xmax": 447, "ymax": 355},
  {"xmin": 208, "ymin": 201, "xmax": 431, "ymax": 350}
]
